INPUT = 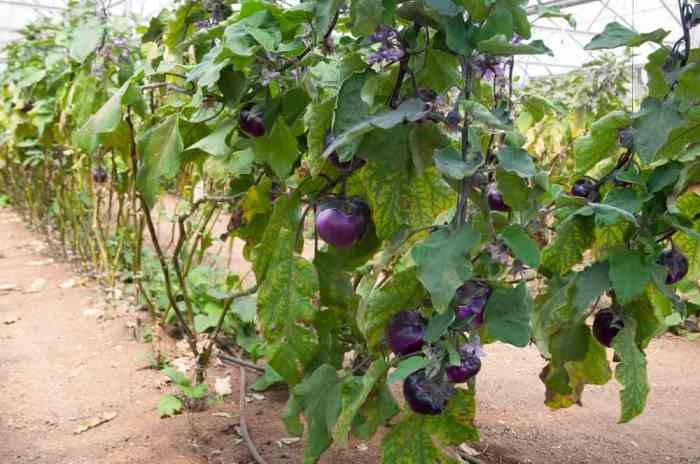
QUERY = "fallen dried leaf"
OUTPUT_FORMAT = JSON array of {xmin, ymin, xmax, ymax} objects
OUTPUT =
[
  {"xmin": 1, "ymin": 313, "xmax": 20, "ymax": 325},
  {"xmin": 28, "ymin": 259, "xmax": 53, "ymax": 266},
  {"xmin": 25, "ymin": 278, "xmax": 47, "ymax": 293},
  {"xmin": 212, "ymin": 412, "xmax": 238, "ymax": 418},
  {"xmin": 276, "ymin": 437, "xmax": 301, "ymax": 447},
  {"xmin": 356, "ymin": 443, "xmax": 369, "ymax": 452},
  {"xmin": 0, "ymin": 284, "xmax": 17, "ymax": 292},
  {"xmin": 457, "ymin": 443, "xmax": 481, "ymax": 457},
  {"xmin": 74, "ymin": 412, "xmax": 117, "ymax": 434},
  {"xmin": 82, "ymin": 308, "xmax": 104, "ymax": 318},
  {"xmin": 214, "ymin": 376, "xmax": 232, "ymax": 396}
]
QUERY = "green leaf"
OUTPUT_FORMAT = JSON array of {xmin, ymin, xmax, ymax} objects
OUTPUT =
[
  {"xmin": 350, "ymin": 159, "xmax": 455, "ymax": 240},
  {"xmin": 608, "ymin": 249, "xmax": 653, "ymax": 305},
  {"xmin": 322, "ymin": 99, "xmax": 429, "ymax": 159},
  {"xmin": 584, "ymin": 22, "xmax": 669, "ymax": 50},
  {"xmin": 463, "ymin": 100, "xmax": 510, "ymax": 131},
  {"xmin": 255, "ymin": 117, "xmax": 299, "ymax": 179},
  {"xmin": 425, "ymin": 310, "xmax": 456, "ymax": 342},
  {"xmin": 387, "ymin": 356, "xmax": 430, "ymax": 385},
  {"xmin": 501, "ymin": 224, "xmax": 540, "ymax": 268},
  {"xmin": 350, "ymin": 0, "xmax": 384, "ymax": 36},
  {"xmin": 477, "ymin": 35, "xmax": 553, "ymax": 56},
  {"xmin": 424, "ymin": 0, "xmax": 461, "ymax": 17},
  {"xmin": 381, "ymin": 389, "xmax": 479, "ymax": 463},
  {"xmin": 314, "ymin": 0, "xmax": 342, "ymax": 39},
  {"xmin": 633, "ymin": 98, "xmax": 684, "ymax": 165},
  {"xmin": 292, "ymin": 365, "xmax": 344, "ymax": 462},
  {"xmin": 136, "ymin": 115, "xmax": 185, "ymax": 208},
  {"xmin": 258, "ymin": 228, "xmax": 319, "ymax": 385},
  {"xmin": 69, "ymin": 18, "xmax": 104, "ymax": 63},
  {"xmin": 76, "ymin": 78, "xmax": 141, "ymax": 154},
  {"xmin": 496, "ymin": 146, "xmax": 537, "ymax": 178},
  {"xmin": 254, "ymin": 193, "xmax": 300, "ymax": 282},
  {"xmin": 188, "ymin": 121, "xmax": 235, "ymax": 157},
  {"xmin": 433, "ymin": 146, "xmax": 471, "ymax": 180},
  {"xmin": 573, "ymin": 111, "xmax": 630, "ymax": 174},
  {"xmin": 443, "ymin": 15, "xmax": 472, "ymax": 55},
  {"xmin": 304, "ymin": 97, "xmax": 336, "ymax": 174},
  {"xmin": 251, "ymin": 366, "xmax": 285, "ymax": 391},
  {"xmin": 495, "ymin": 169, "xmax": 530, "ymax": 211},
  {"xmin": 572, "ymin": 262, "xmax": 610, "ymax": 314},
  {"xmin": 357, "ymin": 267, "xmax": 425, "ymax": 351},
  {"xmin": 612, "ymin": 318, "xmax": 650, "ymax": 423},
  {"xmin": 541, "ymin": 215, "xmax": 594, "ymax": 276},
  {"xmin": 334, "ymin": 359, "xmax": 389, "ymax": 447},
  {"xmin": 158, "ymin": 395, "xmax": 183, "ymax": 418},
  {"xmin": 484, "ymin": 282, "xmax": 533, "ymax": 348},
  {"xmin": 411, "ymin": 225, "xmax": 480, "ymax": 310},
  {"xmin": 351, "ymin": 384, "xmax": 400, "ymax": 439},
  {"xmin": 542, "ymin": 324, "xmax": 611, "ymax": 409}
]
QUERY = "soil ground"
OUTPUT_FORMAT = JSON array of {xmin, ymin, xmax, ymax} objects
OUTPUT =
[{"xmin": 1, "ymin": 206, "xmax": 699, "ymax": 464}]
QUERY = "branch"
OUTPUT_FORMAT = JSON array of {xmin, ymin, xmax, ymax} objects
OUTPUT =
[
  {"xmin": 141, "ymin": 82, "xmax": 193, "ymax": 96},
  {"xmin": 219, "ymin": 354, "xmax": 266, "ymax": 373},
  {"xmin": 457, "ymin": 56, "xmax": 473, "ymax": 226},
  {"xmin": 239, "ymin": 367, "xmax": 270, "ymax": 464}
]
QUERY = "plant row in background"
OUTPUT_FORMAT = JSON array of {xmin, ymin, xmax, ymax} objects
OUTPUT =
[{"xmin": 1, "ymin": 0, "xmax": 700, "ymax": 462}]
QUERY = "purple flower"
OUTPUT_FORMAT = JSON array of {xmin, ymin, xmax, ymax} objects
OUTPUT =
[{"xmin": 472, "ymin": 54, "xmax": 505, "ymax": 81}]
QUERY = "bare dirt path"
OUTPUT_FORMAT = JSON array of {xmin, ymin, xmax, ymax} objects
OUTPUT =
[{"xmin": 1, "ymin": 206, "xmax": 699, "ymax": 464}]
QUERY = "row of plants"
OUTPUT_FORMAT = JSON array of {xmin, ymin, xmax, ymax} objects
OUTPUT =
[{"xmin": 1, "ymin": 0, "xmax": 700, "ymax": 462}]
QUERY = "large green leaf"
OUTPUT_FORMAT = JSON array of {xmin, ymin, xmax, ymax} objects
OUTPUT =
[
  {"xmin": 484, "ymin": 282, "xmax": 533, "ymax": 348},
  {"xmin": 291, "ymin": 364, "xmax": 344, "ymax": 463},
  {"xmin": 69, "ymin": 18, "xmax": 104, "ymax": 63},
  {"xmin": 258, "ymin": 227, "xmax": 319, "ymax": 385},
  {"xmin": 381, "ymin": 389, "xmax": 479, "ymax": 463},
  {"xmin": 573, "ymin": 111, "xmax": 630, "ymax": 174},
  {"xmin": 321, "ymin": 99, "xmax": 429, "ymax": 160},
  {"xmin": 477, "ymin": 35, "xmax": 552, "ymax": 56},
  {"xmin": 542, "ymin": 324, "xmax": 612, "ymax": 409},
  {"xmin": 333, "ymin": 359, "xmax": 389, "ymax": 447},
  {"xmin": 584, "ymin": 22, "xmax": 669, "ymax": 50},
  {"xmin": 496, "ymin": 146, "xmax": 537, "ymax": 178},
  {"xmin": 254, "ymin": 193, "xmax": 300, "ymax": 282},
  {"xmin": 135, "ymin": 115, "xmax": 185, "ymax": 208},
  {"xmin": 411, "ymin": 225, "xmax": 480, "ymax": 311},
  {"xmin": 541, "ymin": 215, "xmax": 594, "ymax": 276},
  {"xmin": 608, "ymin": 249, "xmax": 653, "ymax": 305},
  {"xmin": 633, "ymin": 98, "xmax": 684, "ymax": 165},
  {"xmin": 501, "ymin": 224, "xmax": 540, "ymax": 268},
  {"xmin": 76, "ymin": 79, "xmax": 141, "ymax": 154},
  {"xmin": 612, "ymin": 318, "xmax": 650, "ymax": 423},
  {"xmin": 187, "ymin": 121, "xmax": 235, "ymax": 156},
  {"xmin": 254, "ymin": 117, "xmax": 300, "ymax": 179},
  {"xmin": 304, "ymin": 97, "xmax": 335, "ymax": 174},
  {"xmin": 350, "ymin": 158, "xmax": 455, "ymax": 240},
  {"xmin": 350, "ymin": 0, "xmax": 384, "ymax": 36},
  {"xmin": 357, "ymin": 266, "xmax": 425, "ymax": 350}
]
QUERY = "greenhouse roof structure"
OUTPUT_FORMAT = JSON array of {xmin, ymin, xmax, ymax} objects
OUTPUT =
[{"xmin": 0, "ymin": 0, "xmax": 690, "ymax": 79}]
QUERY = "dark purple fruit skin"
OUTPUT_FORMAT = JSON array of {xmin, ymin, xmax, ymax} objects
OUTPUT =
[
  {"xmin": 455, "ymin": 282, "xmax": 492, "ymax": 326},
  {"xmin": 593, "ymin": 309, "xmax": 623, "ymax": 347},
  {"xmin": 386, "ymin": 310, "xmax": 425, "ymax": 355},
  {"xmin": 487, "ymin": 186, "xmax": 510, "ymax": 212},
  {"xmin": 239, "ymin": 109, "xmax": 266, "ymax": 137},
  {"xmin": 446, "ymin": 355, "xmax": 481, "ymax": 383},
  {"xmin": 403, "ymin": 370, "xmax": 454, "ymax": 415},
  {"xmin": 658, "ymin": 249, "xmax": 689, "ymax": 284},
  {"xmin": 315, "ymin": 198, "xmax": 369, "ymax": 247},
  {"xmin": 91, "ymin": 167, "xmax": 108, "ymax": 184},
  {"xmin": 571, "ymin": 179, "xmax": 600, "ymax": 201}
]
